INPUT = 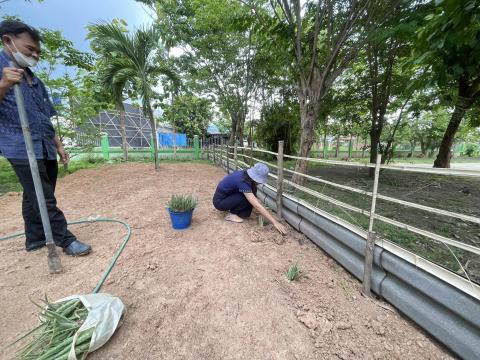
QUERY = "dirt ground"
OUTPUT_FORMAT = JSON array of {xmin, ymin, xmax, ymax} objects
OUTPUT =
[{"xmin": 0, "ymin": 162, "xmax": 454, "ymax": 359}]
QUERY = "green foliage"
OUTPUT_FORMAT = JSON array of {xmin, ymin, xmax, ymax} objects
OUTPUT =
[
  {"xmin": 167, "ymin": 194, "xmax": 199, "ymax": 212},
  {"xmin": 212, "ymin": 117, "xmax": 231, "ymax": 135},
  {"xmin": 141, "ymin": 0, "xmax": 269, "ymax": 144},
  {"xmin": 39, "ymin": 28, "xmax": 94, "ymax": 71},
  {"xmin": 415, "ymin": 0, "xmax": 480, "ymax": 87},
  {"xmin": 87, "ymin": 22, "xmax": 175, "ymax": 112},
  {"xmin": 0, "ymin": 157, "xmax": 22, "ymax": 194},
  {"xmin": 256, "ymin": 101, "xmax": 300, "ymax": 155},
  {"xmin": 286, "ymin": 263, "xmax": 304, "ymax": 281},
  {"xmin": 44, "ymin": 70, "xmax": 112, "ymax": 146},
  {"xmin": 163, "ymin": 95, "xmax": 212, "ymax": 137},
  {"xmin": 464, "ymin": 143, "xmax": 479, "ymax": 157}
]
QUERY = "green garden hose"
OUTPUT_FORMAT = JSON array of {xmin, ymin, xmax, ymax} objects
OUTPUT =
[{"xmin": 0, "ymin": 217, "xmax": 132, "ymax": 293}]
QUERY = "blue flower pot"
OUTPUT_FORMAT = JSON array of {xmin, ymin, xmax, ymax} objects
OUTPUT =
[{"xmin": 168, "ymin": 208, "xmax": 194, "ymax": 230}]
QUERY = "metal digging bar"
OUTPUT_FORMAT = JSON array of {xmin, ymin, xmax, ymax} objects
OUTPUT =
[{"xmin": 11, "ymin": 61, "xmax": 62, "ymax": 273}]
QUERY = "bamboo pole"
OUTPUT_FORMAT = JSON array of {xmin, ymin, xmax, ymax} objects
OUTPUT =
[
  {"xmin": 276, "ymin": 140, "xmax": 284, "ymax": 219},
  {"xmin": 362, "ymin": 154, "xmax": 382, "ymax": 296}
]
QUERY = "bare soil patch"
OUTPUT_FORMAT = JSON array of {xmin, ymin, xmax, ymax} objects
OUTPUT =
[{"xmin": 0, "ymin": 163, "xmax": 453, "ymax": 359}]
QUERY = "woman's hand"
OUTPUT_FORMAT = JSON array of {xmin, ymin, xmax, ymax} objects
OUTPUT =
[
  {"xmin": 273, "ymin": 220, "xmax": 287, "ymax": 235},
  {"xmin": 244, "ymin": 192, "xmax": 287, "ymax": 235}
]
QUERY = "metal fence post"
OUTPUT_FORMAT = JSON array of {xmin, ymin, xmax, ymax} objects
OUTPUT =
[
  {"xmin": 276, "ymin": 140, "xmax": 284, "ymax": 219},
  {"xmin": 101, "ymin": 133, "xmax": 110, "ymax": 161},
  {"xmin": 362, "ymin": 154, "xmax": 382, "ymax": 296},
  {"xmin": 194, "ymin": 135, "xmax": 200, "ymax": 160}
]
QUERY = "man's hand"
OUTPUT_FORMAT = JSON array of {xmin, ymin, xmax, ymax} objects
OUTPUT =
[
  {"xmin": 57, "ymin": 146, "xmax": 70, "ymax": 164},
  {"xmin": 0, "ymin": 67, "xmax": 24, "ymax": 89}
]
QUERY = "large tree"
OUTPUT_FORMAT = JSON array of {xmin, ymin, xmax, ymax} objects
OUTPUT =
[
  {"xmin": 262, "ymin": 0, "xmax": 371, "ymax": 184},
  {"xmin": 163, "ymin": 94, "xmax": 212, "ymax": 138},
  {"xmin": 414, "ymin": 0, "xmax": 480, "ymax": 168},
  {"xmin": 138, "ymin": 0, "xmax": 265, "ymax": 146}
]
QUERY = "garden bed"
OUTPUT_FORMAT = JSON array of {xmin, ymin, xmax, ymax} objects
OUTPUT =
[{"xmin": 0, "ymin": 163, "xmax": 452, "ymax": 359}]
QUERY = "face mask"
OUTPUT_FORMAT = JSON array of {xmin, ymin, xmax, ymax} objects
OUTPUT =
[{"xmin": 7, "ymin": 38, "xmax": 38, "ymax": 68}]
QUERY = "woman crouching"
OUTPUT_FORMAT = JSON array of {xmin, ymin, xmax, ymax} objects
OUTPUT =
[{"xmin": 213, "ymin": 163, "xmax": 287, "ymax": 235}]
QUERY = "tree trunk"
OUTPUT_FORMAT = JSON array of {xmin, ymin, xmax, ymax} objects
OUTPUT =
[
  {"xmin": 146, "ymin": 103, "xmax": 159, "ymax": 170},
  {"xmin": 409, "ymin": 140, "xmax": 416, "ymax": 157},
  {"xmin": 335, "ymin": 135, "xmax": 340, "ymax": 158},
  {"xmin": 369, "ymin": 127, "xmax": 381, "ymax": 177},
  {"xmin": 229, "ymin": 114, "xmax": 237, "ymax": 147},
  {"xmin": 433, "ymin": 94, "xmax": 474, "ymax": 168},
  {"xmin": 292, "ymin": 93, "xmax": 319, "ymax": 184},
  {"xmin": 323, "ymin": 133, "xmax": 327, "ymax": 158},
  {"xmin": 420, "ymin": 138, "xmax": 426, "ymax": 156},
  {"xmin": 382, "ymin": 97, "xmax": 409, "ymax": 164},
  {"xmin": 362, "ymin": 135, "xmax": 367, "ymax": 158},
  {"xmin": 119, "ymin": 110, "xmax": 128, "ymax": 161},
  {"xmin": 236, "ymin": 112, "xmax": 245, "ymax": 147},
  {"xmin": 228, "ymin": 110, "xmax": 246, "ymax": 148}
]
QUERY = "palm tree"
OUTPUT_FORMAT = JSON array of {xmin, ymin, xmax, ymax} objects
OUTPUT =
[{"xmin": 87, "ymin": 22, "xmax": 177, "ymax": 170}]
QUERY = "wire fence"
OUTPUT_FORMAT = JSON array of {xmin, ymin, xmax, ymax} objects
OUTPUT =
[{"xmin": 210, "ymin": 142, "xmax": 480, "ymax": 299}]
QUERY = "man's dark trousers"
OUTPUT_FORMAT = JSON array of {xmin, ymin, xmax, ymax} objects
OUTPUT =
[{"xmin": 8, "ymin": 158, "xmax": 76, "ymax": 249}]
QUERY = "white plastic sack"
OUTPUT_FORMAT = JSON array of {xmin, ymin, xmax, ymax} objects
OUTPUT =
[{"xmin": 56, "ymin": 293, "xmax": 125, "ymax": 360}]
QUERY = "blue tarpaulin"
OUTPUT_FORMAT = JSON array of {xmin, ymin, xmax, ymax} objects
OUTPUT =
[{"xmin": 158, "ymin": 133, "xmax": 187, "ymax": 147}]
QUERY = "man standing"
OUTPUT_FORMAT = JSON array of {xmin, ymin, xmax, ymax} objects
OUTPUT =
[{"xmin": 0, "ymin": 20, "xmax": 91, "ymax": 256}]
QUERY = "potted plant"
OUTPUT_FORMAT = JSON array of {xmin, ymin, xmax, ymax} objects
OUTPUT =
[{"xmin": 167, "ymin": 194, "xmax": 198, "ymax": 230}]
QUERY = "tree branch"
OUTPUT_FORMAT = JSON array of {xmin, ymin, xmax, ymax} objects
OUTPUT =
[
  {"xmin": 292, "ymin": 0, "xmax": 307, "ymax": 90},
  {"xmin": 308, "ymin": 0, "xmax": 324, "ymax": 84}
]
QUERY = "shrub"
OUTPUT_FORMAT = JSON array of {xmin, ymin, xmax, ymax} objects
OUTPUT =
[{"xmin": 464, "ymin": 143, "xmax": 479, "ymax": 157}]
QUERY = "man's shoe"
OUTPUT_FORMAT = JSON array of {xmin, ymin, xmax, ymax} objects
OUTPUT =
[
  {"xmin": 26, "ymin": 241, "xmax": 46, "ymax": 252},
  {"xmin": 63, "ymin": 240, "xmax": 91, "ymax": 256}
]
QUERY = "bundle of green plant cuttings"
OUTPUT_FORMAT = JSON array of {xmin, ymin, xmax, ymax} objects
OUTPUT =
[{"xmin": 7, "ymin": 293, "xmax": 125, "ymax": 360}]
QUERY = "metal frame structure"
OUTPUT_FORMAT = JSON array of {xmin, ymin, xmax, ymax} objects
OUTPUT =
[{"xmin": 77, "ymin": 104, "xmax": 152, "ymax": 148}]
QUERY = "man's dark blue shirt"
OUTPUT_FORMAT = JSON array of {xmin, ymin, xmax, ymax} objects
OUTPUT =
[{"xmin": 0, "ymin": 50, "xmax": 57, "ymax": 160}]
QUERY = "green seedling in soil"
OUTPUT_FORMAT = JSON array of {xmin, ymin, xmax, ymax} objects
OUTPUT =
[
  {"xmin": 286, "ymin": 263, "xmax": 305, "ymax": 281},
  {"xmin": 258, "ymin": 215, "xmax": 264, "ymax": 227}
]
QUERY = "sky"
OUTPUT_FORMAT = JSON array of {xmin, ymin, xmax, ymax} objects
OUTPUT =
[{"xmin": 0, "ymin": 0, "xmax": 153, "ymax": 53}]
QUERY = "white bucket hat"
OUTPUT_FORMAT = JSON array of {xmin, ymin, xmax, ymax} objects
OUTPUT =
[{"xmin": 247, "ymin": 163, "xmax": 269, "ymax": 184}]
